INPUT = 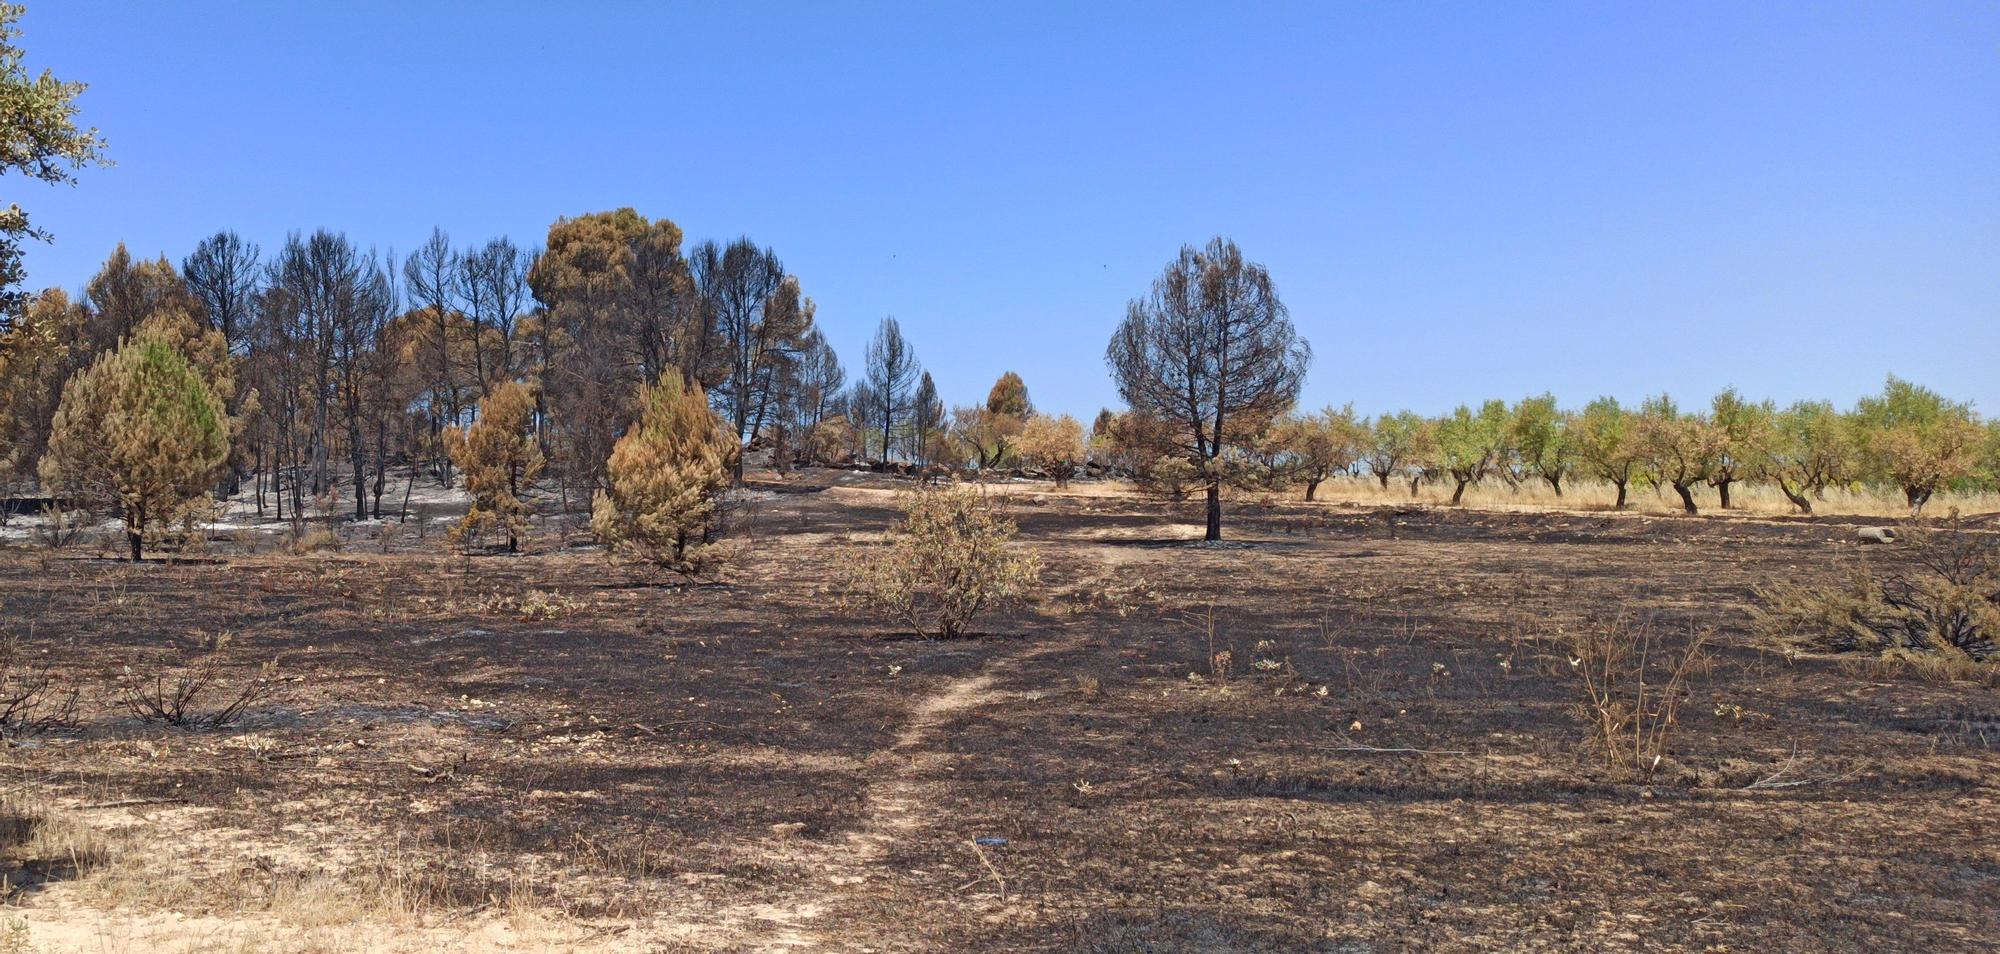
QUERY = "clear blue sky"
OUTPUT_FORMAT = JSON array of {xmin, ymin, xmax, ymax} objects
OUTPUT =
[{"xmin": 14, "ymin": 1, "xmax": 1999, "ymax": 418}]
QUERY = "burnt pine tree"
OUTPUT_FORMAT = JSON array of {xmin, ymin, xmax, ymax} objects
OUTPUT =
[
  {"xmin": 864, "ymin": 317, "xmax": 920, "ymax": 464},
  {"xmin": 1106, "ymin": 237, "xmax": 1310, "ymax": 541}
]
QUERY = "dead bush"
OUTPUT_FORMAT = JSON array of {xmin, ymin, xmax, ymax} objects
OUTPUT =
[
  {"xmin": 1563, "ymin": 615, "xmax": 1710, "ymax": 781},
  {"xmin": 1754, "ymin": 512, "xmax": 1998, "ymax": 660},
  {"xmin": 116, "ymin": 631, "xmax": 280, "ymax": 729},
  {"xmin": 0, "ymin": 633, "xmax": 79, "ymax": 738},
  {"xmin": 31, "ymin": 503, "xmax": 89, "ymax": 550},
  {"xmin": 848, "ymin": 483, "xmax": 1041, "ymax": 638}
]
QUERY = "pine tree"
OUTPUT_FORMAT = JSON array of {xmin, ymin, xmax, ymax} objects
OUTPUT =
[
  {"xmin": 40, "ymin": 324, "xmax": 229, "ymax": 560},
  {"xmin": 591, "ymin": 369, "xmax": 736, "ymax": 575},
  {"xmin": 446, "ymin": 381, "xmax": 544, "ymax": 552}
]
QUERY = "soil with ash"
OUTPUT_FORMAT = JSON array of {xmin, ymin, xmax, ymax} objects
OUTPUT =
[{"xmin": 0, "ymin": 475, "xmax": 1993, "ymax": 951}]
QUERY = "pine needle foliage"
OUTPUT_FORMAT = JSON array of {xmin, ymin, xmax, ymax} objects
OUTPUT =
[
  {"xmin": 446, "ymin": 381, "xmax": 545, "ymax": 552},
  {"xmin": 590, "ymin": 369, "xmax": 735, "ymax": 576},
  {"xmin": 40, "ymin": 324, "xmax": 229, "ymax": 560}
]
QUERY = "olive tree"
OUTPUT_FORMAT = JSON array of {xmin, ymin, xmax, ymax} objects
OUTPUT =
[
  {"xmin": 1572, "ymin": 397, "xmax": 1643, "ymax": 509},
  {"xmin": 1510, "ymin": 393, "xmax": 1572, "ymax": 496},
  {"xmin": 1436, "ymin": 400, "xmax": 1509, "ymax": 505},
  {"xmin": 1706, "ymin": 387, "xmax": 1775, "ymax": 509},
  {"xmin": 1636, "ymin": 395, "xmax": 1718, "ymax": 515},
  {"xmin": 1272, "ymin": 404, "xmax": 1364, "ymax": 501},
  {"xmin": 1853, "ymin": 376, "xmax": 1981, "ymax": 513},
  {"xmin": 1767, "ymin": 400, "xmax": 1852, "ymax": 513}
]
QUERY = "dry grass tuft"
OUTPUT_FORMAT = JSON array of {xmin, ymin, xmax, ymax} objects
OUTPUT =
[{"xmin": 1562, "ymin": 615, "xmax": 1711, "ymax": 781}]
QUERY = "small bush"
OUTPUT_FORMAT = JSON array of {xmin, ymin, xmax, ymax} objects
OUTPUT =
[
  {"xmin": 849, "ymin": 483, "xmax": 1041, "ymax": 639},
  {"xmin": 1753, "ymin": 512, "xmax": 1998, "ymax": 660},
  {"xmin": 288, "ymin": 526, "xmax": 341, "ymax": 555},
  {"xmin": 31, "ymin": 504, "xmax": 89, "ymax": 551},
  {"xmin": 1563, "ymin": 615, "xmax": 1710, "ymax": 781},
  {"xmin": 1137, "ymin": 457, "xmax": 1199, "ymax": 501}
]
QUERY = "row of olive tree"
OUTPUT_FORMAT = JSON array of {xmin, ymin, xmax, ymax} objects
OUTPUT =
[
  {"xmin": 1092, "ymin": 377, "xmax": 1998, "ymax": 519},
  {"xmin": 1087, "ymin": 237, "xmax": 1994, "ymax": 535}
]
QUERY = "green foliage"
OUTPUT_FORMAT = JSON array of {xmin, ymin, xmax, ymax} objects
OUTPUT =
[
  {"xmin": 1435, "ymin": 400, "xmax": 1509, "ymax": 504},
  {"xmin": 590, "ymin": 369, "xmax": 736, "ymax": 576},
  {"xmin": 40, "ymin": 325, "xmax": 229, "ymax": 560},
  {"xmin": 1571, "ymin": 397, "xmax": 1643, "ymax": 506},
  {"xmin": 1364, "ymin": 410, "xmax": 1433, "ymax": 492},
  {"xmin": 1852, "ymin": 376, "xmax": 1982, "ymax": 512},
  {"xmin": 0, "ymin": 3, "xmax": 109, "ymax": 320},
  {"xmin": 1768, "ymin": 399, "xmax": 1853, "ymax": 512},
  {"xmin": 1706, "ymin": 387, "xmax": 1775, "ymax": 507},
  {"xmin": 848, "ymin": 483, "xmax": 1041, "ymax": 639},
  {"xmin": 1509, "ymin": 393, "xmax": 1572, "ymax": 494}
]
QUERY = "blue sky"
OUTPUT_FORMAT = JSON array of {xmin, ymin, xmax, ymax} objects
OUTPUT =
[{"xmin": 14, "ymin": 1, "xmax": 1999, "ymax": 418}]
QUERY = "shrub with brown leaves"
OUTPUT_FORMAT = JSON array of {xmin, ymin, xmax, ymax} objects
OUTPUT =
[
  {"xmin": 1754, "ymin": 512, "xmax": 1999, "ymax": 660},
  {"xmin": 848, "ymin": 483, "xmax": 1041, "ymax": 639}
]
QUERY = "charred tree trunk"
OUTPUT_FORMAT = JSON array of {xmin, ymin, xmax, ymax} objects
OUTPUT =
[
  {"xmin": 1204, "ymin": 481, "xmax": 1222, "ymax": 541},
  {"xmin": 1714, "ymin": 477, "xmax": 1734, "ymax": 510},
  {"xmin": 127, "ymin": 503, "xmax": 144, "ymax": 562},
  {"xmin": 1672, "ymin": 481, "xmax": 1699, "ymax": 515},
  {"xmin": 1612, "ymin": 478, "xmax": 1628, "ymax": 510}
]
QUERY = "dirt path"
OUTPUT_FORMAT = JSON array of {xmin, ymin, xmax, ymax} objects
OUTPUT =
[{"xmin": 729, "ymin": 640, "xmax": 1067, "ymax": 951}]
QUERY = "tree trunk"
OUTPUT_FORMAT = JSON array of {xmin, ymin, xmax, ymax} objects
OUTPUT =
[
  {"xmin": 399, "ymin": 465, "xmax": 415, "ymax": 524},
  {"xmin": 1408, "ymin": 475, "xmax": 1421, "ymax": 497},
  {"xmin": 1450, "ymin": 477, "xmax": 1469, "ymax": 506},
  {"xmin": 1779, "ymin": 481, "xmax": 1812, "ymax": 513},
  {"xmin": 1672, "ymin": 481, "xmax": 1698, "ymax": 515},
  {"xmin": 350, "ymin": 421, "xmax": 368, "ymax": 521},
  {"xmin": 733, "ymin": 403, "xmax": 748, "ymax": 486},
  {"xmin": 1545, "ymin": 474, "xmax": 1563, "ymax": 497},
  {"xmin": 1376, "ymin": 471, "xmax": 1391, "ymax": 490},
  {"xmin": 1305, "ymin": 479, "xmax": 1320, "ymax": 502},
  {"xmin": 127, "ymin": 503, "xmax": 144, "ymax": 562},
  {"xmin": 1714, "ymin": 478, "xmax": 1733, "ymax": 510},
  {"xmin": 371, "ymin": 421, "xmax": 387, "ymax": 520},
  {"xmin": 1612, "ymin": 479, "xmax": 1628, "ymax": 510},
  {"xmin": 1204, "ymin": 482, "xmax": 1222, "ymax": 541}
]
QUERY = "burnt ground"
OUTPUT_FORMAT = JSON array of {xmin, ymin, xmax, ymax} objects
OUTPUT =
[{"xmin": 0, "ymin": 476, "xmax": 1994, "ymax": 952}]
